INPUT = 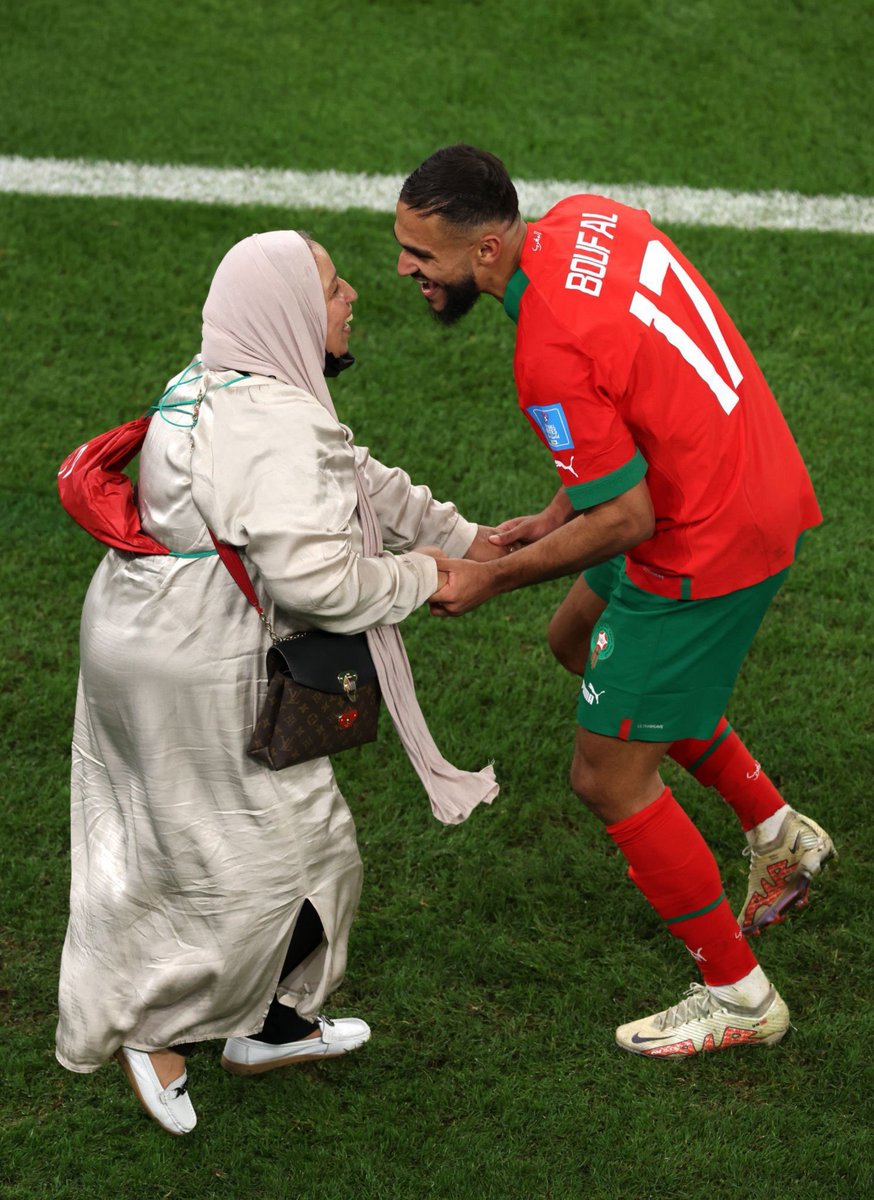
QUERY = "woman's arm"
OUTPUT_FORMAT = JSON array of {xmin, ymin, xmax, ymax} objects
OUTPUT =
[
  {"xmin": 191, "ymin": 382, "xmax": 444, "ymax": 634},
  {"xmin": 352, "ymin": 441, "xmax": 478, "ymax": 558}
]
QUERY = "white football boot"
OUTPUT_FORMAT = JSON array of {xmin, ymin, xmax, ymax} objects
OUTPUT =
[
  {"xmin": 616, "ymin": 983, "xmax": 789, "ymax": 1058},
  {"xmin": 739, "ymin": 809, "xmax": 835, "ymax": 935}
]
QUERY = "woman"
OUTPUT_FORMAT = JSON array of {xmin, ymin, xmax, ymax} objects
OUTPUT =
[{"xmin": 56, "ymin": 231, "xmax": 501, "ymax": 1135}]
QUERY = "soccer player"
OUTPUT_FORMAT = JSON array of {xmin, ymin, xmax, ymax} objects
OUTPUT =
[{"xmin": 393, "ymin": 144, "xmax": 835, "ymax": 1057}]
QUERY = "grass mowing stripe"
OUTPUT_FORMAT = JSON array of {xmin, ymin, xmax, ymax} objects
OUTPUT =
[{"xmin": 1, "ymin": 154, "xmax": 872, "ymax": 235}]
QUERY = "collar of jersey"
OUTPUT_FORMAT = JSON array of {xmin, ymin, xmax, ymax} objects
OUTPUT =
[{"xmin": 503, "ymin": 268, "xmax": 530, "ymax": 324}]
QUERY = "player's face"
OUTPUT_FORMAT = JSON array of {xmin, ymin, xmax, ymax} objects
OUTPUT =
[
  {"xmin": 394, "ymin": 202, "xmax": 482, "ymax": 326},
  {"xmin": 311, "ymin": 243, "xmax": 358, "ymax": 356}
]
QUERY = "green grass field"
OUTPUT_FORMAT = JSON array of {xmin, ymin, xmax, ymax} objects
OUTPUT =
[{"xmin": 1, "ymin": 3, "xmax": 872, "ymax": 1198}]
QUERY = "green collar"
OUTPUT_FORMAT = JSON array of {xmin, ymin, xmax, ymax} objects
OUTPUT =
[{"xmin": 502, "ymin": 268, "xmax": 529, "ymax": 324}]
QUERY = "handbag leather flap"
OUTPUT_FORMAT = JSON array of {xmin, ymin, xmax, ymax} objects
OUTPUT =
[{"xmin": 267, "ymin": 630, "xmax": 378, "ymax": 694}]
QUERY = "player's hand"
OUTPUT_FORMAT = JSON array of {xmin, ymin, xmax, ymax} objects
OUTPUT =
[
  {"xmin": 428, "ymin": 558, "xmax": 498, "ymax": 616},
  {"xmin": 489, "ymin": 489, "xmax": 576, "ymax": 551},
  {"xmin": 488, "ymin": 511, "xmax": 559, "ymax": 551}
]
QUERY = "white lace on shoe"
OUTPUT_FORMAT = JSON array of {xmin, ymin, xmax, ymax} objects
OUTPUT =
[{"xmin": 653, "ymin": 983, "xmax": 715, "ymax": 1030}]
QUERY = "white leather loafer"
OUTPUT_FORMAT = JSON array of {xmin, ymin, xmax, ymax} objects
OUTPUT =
[
  {"xmin": 221, "ymin": 1015, "xmax": 371, "ymax": 1076},
  {"xmin": 115, "ymin": 1047, "xmax": 197, "ymax": 1135}
]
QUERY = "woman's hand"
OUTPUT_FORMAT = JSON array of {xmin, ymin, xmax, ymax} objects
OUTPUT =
[{"xmin": 463, "ymin": 526, "xmax": 511, "ymax": 561}]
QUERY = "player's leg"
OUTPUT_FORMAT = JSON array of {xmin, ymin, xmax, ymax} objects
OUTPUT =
[
  {"xmin": 560, "ymin": 556, "xmax": 835, "ymax": 938},
  {"xmin": 555, "ymin": 580, "xmax": 792, "ymax": 830},
  {"xmin": 570, "ymin": 729, "xmax": 785, "ymax": 1056},
  {"xmin": 570, "ymin": 576, "xmax": 793, "ymax": 1057},
  {"xmin": 669, "ymin": 720, "xmax": 834, "ymax": 933},
  {"xmin": 670, "ymin": 718, "xmax": 787, "ymax": 831},
  {"xmin": 548, "ymin": 574, "xmax": 608, "ymax": 676},
  {"xmin": 549, "ymin": 566, "xmax": 829, "ymax": 914}
]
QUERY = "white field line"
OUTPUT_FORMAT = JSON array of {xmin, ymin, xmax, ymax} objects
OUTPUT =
[{"xmin": 1, "ymin": 155, "xmax": 872, "ymax": 235}]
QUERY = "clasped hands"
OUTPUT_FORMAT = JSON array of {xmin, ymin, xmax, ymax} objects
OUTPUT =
[{"xmin": 415, "ymin": 509, "xmax": 560, "ymax": 616}]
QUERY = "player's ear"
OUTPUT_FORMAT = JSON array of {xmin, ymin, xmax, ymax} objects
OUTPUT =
[{"xmin": 477, "ymin": 232, "xmax": 503, "ymax": 266}]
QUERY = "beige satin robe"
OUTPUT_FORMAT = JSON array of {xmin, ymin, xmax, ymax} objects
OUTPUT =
[{"xmin": 56, "ymin": 366, "xmax": 476, "ymax": 1072}]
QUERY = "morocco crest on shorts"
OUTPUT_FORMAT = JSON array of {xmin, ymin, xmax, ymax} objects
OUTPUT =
[{"xmin": 590, "ymin": 623, "xmax": 615, "ymax": 669}]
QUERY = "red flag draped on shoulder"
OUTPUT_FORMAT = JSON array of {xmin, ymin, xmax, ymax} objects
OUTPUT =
[{"xmin": 57, "ymin": 415, "xmax": 170, "ymax": 555}]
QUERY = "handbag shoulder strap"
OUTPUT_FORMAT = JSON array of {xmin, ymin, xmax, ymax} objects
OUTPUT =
[
  {"xmin": 209, "ymin": 531, "xmax": 279, "ymax": 642},
  {"xmin": 208, "ymin": 531, "xmax": 258, "ymax": 608}
]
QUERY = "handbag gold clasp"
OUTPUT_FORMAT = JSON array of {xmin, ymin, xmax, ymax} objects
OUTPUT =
[{"xmin": 338, "ymin": 671, "xmax": 359, "ymax": 703}]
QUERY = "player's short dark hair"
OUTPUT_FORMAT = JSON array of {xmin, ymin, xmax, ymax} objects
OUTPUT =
[{"xmin": 399, "ymin": 144, "xmax": 519, "ymax": 231}]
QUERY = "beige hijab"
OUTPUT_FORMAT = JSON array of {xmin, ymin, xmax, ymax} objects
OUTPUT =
[{"xmin": 201, "ymin": 231, "xmax": 498, "ymax": 824}]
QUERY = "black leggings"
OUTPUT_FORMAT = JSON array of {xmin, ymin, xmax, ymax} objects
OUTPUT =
[
  {"xmin": 254, "ymin": 899, "xmax": 324, "ymax": 1044},
  {"xmin": 174, "ymin": 899, "xmax": 325, "ymax": 1055}
]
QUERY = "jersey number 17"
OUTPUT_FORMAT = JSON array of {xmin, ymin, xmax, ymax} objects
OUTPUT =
[{"xmin": 629, "ymin": 240, "xmax": 743, "ymax": 415}]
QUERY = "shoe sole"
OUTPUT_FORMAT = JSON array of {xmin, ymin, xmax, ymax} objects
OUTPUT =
[
  {"xmin": 114, "ymin": 1049, "xmax": 192, "ymax": 1136},
  {"xmin": 221, "ymin": 1041, "xmax": 368, "ymax": 1076},
  {"xmin": 743, "ymin": 838, "xmax": 837, "ymax": 936},
  {"xmin": 617, "ymin": 1025, "xmax": 788, "ymax": 1057}
]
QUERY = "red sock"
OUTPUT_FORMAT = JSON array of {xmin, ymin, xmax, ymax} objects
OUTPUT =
[
  {"xmin": 606, "ymin": 787, "xmax": 757, "ymax": 986},
  {"xmin": 670, "ymin": 718, "xmax": 786, "ymax": 832}
]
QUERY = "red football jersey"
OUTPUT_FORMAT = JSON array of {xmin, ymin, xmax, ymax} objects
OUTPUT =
[{"xmin": 504, "ymin": 196, "xmax": 821, "ymax": 599}]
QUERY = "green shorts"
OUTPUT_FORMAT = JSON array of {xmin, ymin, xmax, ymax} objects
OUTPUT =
[{"xmin": 577, "ymin": 555, "xmax": 793, "ymax": 742}]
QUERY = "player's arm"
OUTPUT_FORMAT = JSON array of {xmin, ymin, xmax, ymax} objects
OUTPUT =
[{"xmin": 430, "ymin": 479, "xmax": 653, "ymax": 616}]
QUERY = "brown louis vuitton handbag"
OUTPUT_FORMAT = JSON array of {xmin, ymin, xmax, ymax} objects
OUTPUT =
[{"xmin": 211, "ymin": 535, "xmax": 381, "ymax": 769}]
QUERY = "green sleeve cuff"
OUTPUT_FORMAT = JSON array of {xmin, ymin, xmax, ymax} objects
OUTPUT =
[{"xmin": 564, "ymin": 449, "xmax": 648, "ymax": 510}]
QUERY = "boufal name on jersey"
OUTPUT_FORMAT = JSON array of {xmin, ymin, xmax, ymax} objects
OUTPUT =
[{"xmin": 564, "ymin": 211, "xmax": 619, "ymax": 296}]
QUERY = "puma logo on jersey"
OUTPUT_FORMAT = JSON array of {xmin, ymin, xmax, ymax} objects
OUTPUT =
[{"xmin": 555, "ymin": 455, "xmax": 578, "ymax": 478}]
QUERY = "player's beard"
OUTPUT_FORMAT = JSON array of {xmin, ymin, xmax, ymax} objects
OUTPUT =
[{"xmin": 430, "ymin": 272, "xmax": 481, "ymax": 326}]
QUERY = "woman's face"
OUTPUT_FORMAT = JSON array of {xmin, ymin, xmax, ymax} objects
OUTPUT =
[{"xmin": 311, "ymin": 243, "xmax": 358, "ymax": 357}]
